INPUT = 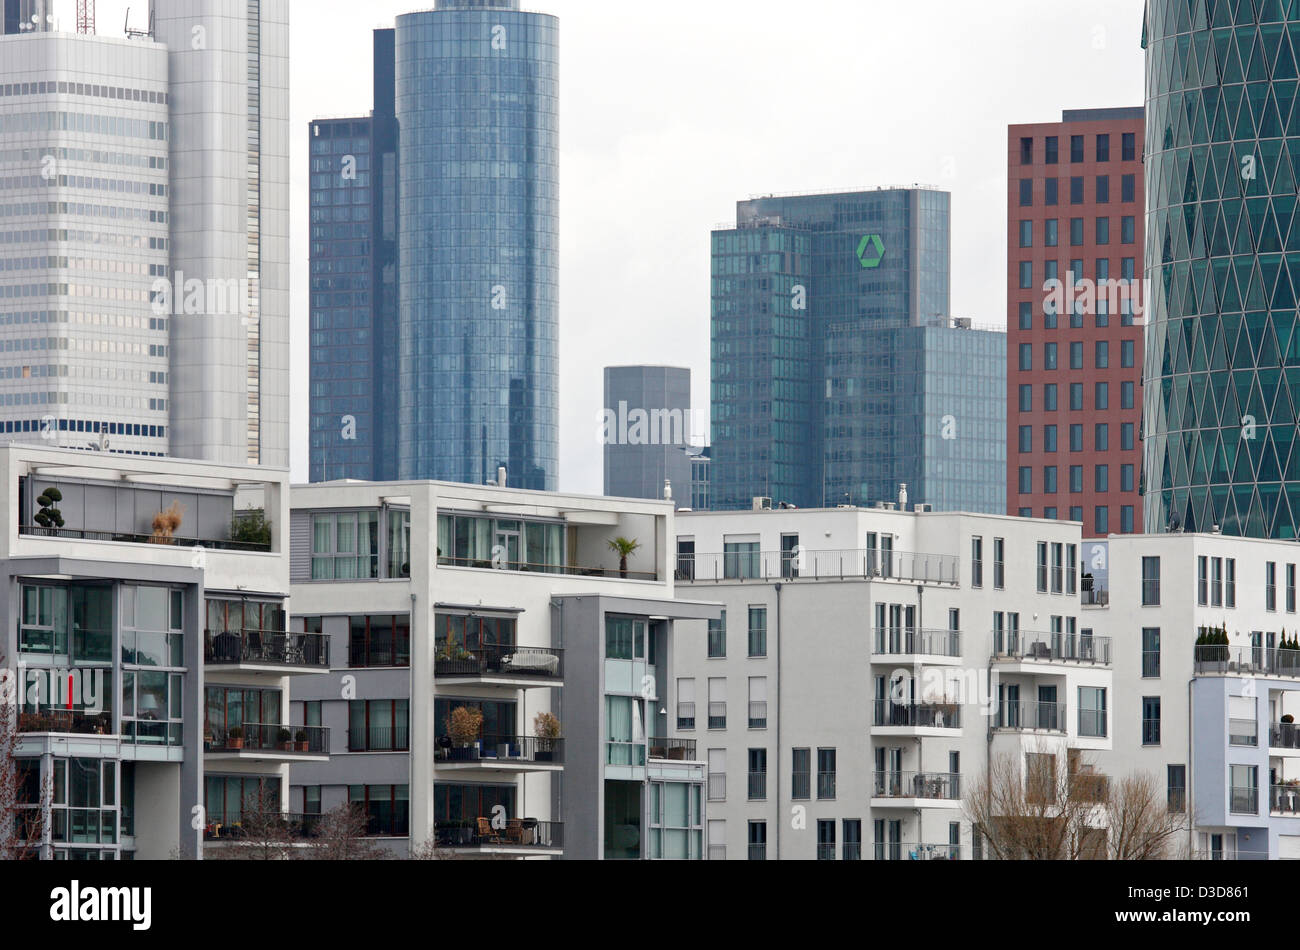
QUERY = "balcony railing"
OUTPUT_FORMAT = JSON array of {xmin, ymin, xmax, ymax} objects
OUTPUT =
[
  {"xmin": 817, "ymin": 772, "xmax": 836, "ymax": 799},
  {"xmin": 872, "ymin": 628, "xmax": 962, "ymax": 658},
  {"xmin": 792, "ymin": 770, "xmax": 810, "ymax": 800},
  {"xmin": 648, "ymin": 737, "xmax": 696, "ymax": 761},
  {"xmin": 204, "ymin": 813, "xmax": 321, "ymax": 841},
  {"xmin": 748, "ymin": 844, "xmax": 766, "ymax": 861},
  {"xmin": 873, "ymin": 771, "xmax": 961, "ymax": 801},
  {"xmin": 351, "ymin": 723, "xmax": 411, "ymax": 753},
  {"xmin": 19, "ymin": 523, "xmax": 271, "ymax": 552},
  {"xmin": 843, "ymin": 842, "xmax": 863, "ymax": 860},
  {"xmin": 748, "ymin": 701, "xmax": 768, "ymax": 729},
  {"xmin": 1271, "ymin": 785, "xmax": 1300, "ymax": 814},
  {"xmin": 873, "ymin": 700, "xmax": 962, "ymax": 729},
  {"xmin": 1271, "ymin": 722, "xmax": 1300, "ymax": 749},
  {"xmin": 708, "ymin": 772, "xmax": 726, "ymax": 800},
  {"xmin": 205, "ymin": 629, "xmax": 329, "ymax": 668},
  {"xmin": 436, "ymin": 734, "xmax": 564, "ymax": 764},
  {"xmin": 995, "ymin": 701, "xmax": 1067, "ymax": 733},
  {"xmin": 747, "ymin": 771, "xmax": 767, "ymax": 800},
  {"xmin": 684, "ymin": 548, "xmax": 960, "ymax": 585},
  {"xmin": 708, "ymin": 702, "xmax": 726, "ymax": 729},
  {"xmin": 435, "ymin": 819, "xmax": 563, "ymax": 850},
  {"xmin": 993, "ymin": 631, "xmax": 1112, "ymax": 665},
  {"xmin": 18, "ymin": 710, "xmax": 112, "ymax": 736},
  {"xmin": 874, "ymin": 842, "xmax": 960, "ymax": 861},
  {"xmin": 434, "ymin": 643, "xmax": 563, "ymax": 680},
  {"xmin": 817, "ymin": 843, "xmax": 836, "ymax": 860},
  {"xmin": 1229, "ymin": 785, "xmax": 1258, "ymax": 815},
  {"xmin": 439, "ymin": 553, "xmax": 658, "ymax": 582},
  {"xmin": 1195, "ymin": 644, "xmax": 1300, "ymax": 678},
  {"xmin": 207, "ymin": 722, "xmax": 328, "ymax": 755},
  {"xmin": 708, "ymin": 844, "xmax": 726, "ymax": 861}
]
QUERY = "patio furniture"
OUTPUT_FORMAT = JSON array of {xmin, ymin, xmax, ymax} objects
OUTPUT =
[
  {"xmin": 476, "ymin": 817, "xmax": 502, "ymax": 844},
  {"xmin": 504, "ymin": 649, "xmax": 559, "ymax": 675}
]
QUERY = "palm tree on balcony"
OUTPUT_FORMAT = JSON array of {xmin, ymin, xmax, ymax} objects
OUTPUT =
[{"xmin": 607, "ymin": 537, "xmax": 641, "ymax": 579}]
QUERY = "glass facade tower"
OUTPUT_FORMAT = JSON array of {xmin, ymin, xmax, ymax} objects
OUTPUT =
[{"xmin": 1143, "ymin": 0, "xmax": 1300, "ymax": 537}]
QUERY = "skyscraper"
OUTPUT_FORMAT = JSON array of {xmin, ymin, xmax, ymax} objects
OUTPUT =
[
  {"xmin": 1007, "ymin": 109, "xmax": 1146, "ymax": 536},
  {"xmin": 1142, "ymin": 1, "xmax": 1300, "ymax": 537},
  {"xmin": 603, "ymin": 365, "xmax": 697, "ymax": 504},
  {"xmin": 310, "ymin": 0, "xmax": 559, "ymax": 490},
  {"xmin": 710, "ymin": 187, "xmax": 1004, "ymax": 512},
  {"xmin": 0, "ymin": 2, "xmax": 290, "ymax": 465}
]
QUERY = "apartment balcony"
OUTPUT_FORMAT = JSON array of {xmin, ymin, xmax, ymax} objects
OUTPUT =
[
  {"xmin": 873, "ymin": 699, "xmax": 961, "ymax": 735},
  {"xmin": 871, "ymin": 628, "xmax": 964, "ymax": 666},
  {"xmin": 873, "ymin": 842, "xmax": 960, "ymax": 861},
  {"xmin": 1271, "ymin": 722, "xmax": 1300, "ymax": 753},
  {"xmin": 992, "ymin": 631, "xmax": 1112, "ymax": 669},
  {"xmin": 203, "ymin": 813, "xmax": 322, "ymax": 843},
  {"xmin": 435, "ymin": 735, "xmax": 564, "ymax": 773},
  {"xmin": 871, "ymin": 771, "xmax": 961, "ymax": 808},
  {"xmin": 1195, "ymin": 645, "xmax": 1300, "ymax": 679},
  {"xmin": 18, "ymin": 710, "xmax": 113, "ymax": 736},
  {"xmin": 683, "ymin": 548, "xmax": 960, "ymax": 586},
  {"xmin": 1271, "ymin": 785, "xmax": 1300, "ymax": 816},
  {"xmin": 19, "ymin": 523, "xmax": 271, "ymax": 553},
  {"xmin": 439, "ymin": 553, "xmax": 659, "ymax": 582},
  {"xmin": 434, "ymin": 643, "xmax": 563, "ymax": 689},
  {"xmin": 435, "ymin": 819, "xmax": 563, "ymax": 856},
  {"xmin": 204, "ymin": 629, "xmax": 329, "ymax": 674},
  {"xmin": 205, "ymin": 723, "xmax": 329, "ymax": 762},
  {"xmin": 994, "ymin": 701, "xmax": 1067, "ymax": 734},
  {"xmin": 648, "ymin": 737, "xmax": 698, "ymax": 762}
]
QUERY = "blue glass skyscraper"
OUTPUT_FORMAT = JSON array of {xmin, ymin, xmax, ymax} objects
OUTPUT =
[{"xmin": 310, "ymin": 1, "xmax": 558, "ymax": 489}]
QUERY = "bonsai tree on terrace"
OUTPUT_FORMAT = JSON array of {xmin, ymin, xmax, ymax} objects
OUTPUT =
[
  {"xmin": 34, "ymin": 487, "xmax": 64, "ymax": 532},
  {"xmin": 607, "ymin": 537, "xmax": 641, "ymax": 579}
]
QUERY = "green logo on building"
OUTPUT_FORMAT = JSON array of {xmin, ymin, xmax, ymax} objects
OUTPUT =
[{"xmin": 856, "ymin": 234, "xmax": 885, "ymax": 269}]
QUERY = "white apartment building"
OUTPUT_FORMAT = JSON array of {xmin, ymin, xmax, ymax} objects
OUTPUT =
[
  {"xmin": 1090, "ymin": 532, "xmax": 1300, "ymax": 860},
  {"xmin": 674, "ymin": 503, "xmax": 1113, "ymax": 860},
  {"xmin": 0, "ymin": 2, "xmax": 290, "ymax": 468},
  {"xmin": 285, "ymin": 479, "xmax": 719, "ymax": 859},
  {"xmin": 0, "ymin": 442, "xmax": 304, "ymax": 860}
]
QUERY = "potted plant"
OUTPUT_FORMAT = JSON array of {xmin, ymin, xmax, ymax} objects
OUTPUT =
[
  {"xmin": 149, "ymin": 501, "xmax": 184, "ymax": 545},
  {"xmin": 295, "ymin": 729, "xmax": 309, "ymax": 752},
  {"xmin": 607, "ymin": 537, "xmax": 641, "ymax": 579},
  {"xmin": 277, "ymin": 727, "xmax": 293, "ymax": 751},
  {"xmin": 534, "ymin": 711, "xmax": 560, "ymax": 761},
  {"xmin": 34, "ymin": 487, "xmax": 65, "ymax": 534},
  {"xmin": 227, "ymin": 726, "xmax": 244, "ymax": 750},
  {"xmin": 449, "ymin": 705, "xmax": 484, "ymax": 760}
]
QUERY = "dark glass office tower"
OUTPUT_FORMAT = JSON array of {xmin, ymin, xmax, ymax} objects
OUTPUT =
[
  {"xmin": 710, "ymin": 188, "xmax": 1001, "ymax": 512},
  {"xmin": 395, "ymin": 0, "xmax": 559, "ymax": 489},
  {"xmin": 1143, "ymin": 1, "xmax": 1300, "ymax": 537}
]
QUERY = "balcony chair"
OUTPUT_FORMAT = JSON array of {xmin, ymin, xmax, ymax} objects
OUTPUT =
[{"xmin": 476, "ymin": 817, "xmax": 503, "ymax": 844}]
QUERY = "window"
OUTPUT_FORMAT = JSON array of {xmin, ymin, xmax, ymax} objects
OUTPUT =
[
  {"xmin": 1066, "ymin": 544, "xmax": 1077, "ymax": 594},
  {"xmin": 349, "ymin": 614, "xmax": 411, "ymax": 668},
  {"xmin": 1019, "ymin": 467, "xmax": 1033, "ymax": 495},
  {"xmin": 817, "ymin": 748, "xmax": 837, "ymax": 800},
  {"xmin": 1070, "ymin": 466, "xmax": 1083, "ymax": 494},
  {"xmin": 1019, "ymin": 220, "xmax": 1033, "ymax": 247},
  {"xmin": 1167, "ymin": 765, "xmax": 1186, "ymax": 813},
  {"xmin": 311, "ymin": 511, "xmax": 379, "ymax": 580},
  {"xmin": 1142, "ymin": 628, "xmax": 1161, "ymax": 677},
  {"xmin": 1044, "ymin": 383, "xmax": 1058, "ymax": 411},
  {"xmin": 1096, "ymin": 216, "xmax": 1110, "ymax": 244},
  {"xmin": 1095, "ymin": 465, "xmax": 1109, "ymax": 493},
  {"xmin": 792, "ymin": 748, "xmax": 811, "ymax": 800},
  {"xmin": 1095, "ymin": 340, "xmax": 1110, "ymax": 369},
  {"xmin": 1019, "ymin": 263, "xmax": 1033, "ymax": 290},
  {"xmin": 349, "ymin": 784, "xmax": 409, "ymax": 837},
  {"xmin": 1227, "ymin": 559, "xmax": 1237, "ymax": 607},
  {"xmin": 1289, "ymin": 564, "xmax": 1296, "ymax": 613},
  {"xmin": 1070, "ymin": 176, "xmax": 1083, "ymax": 204},
  {"xmin": 1197, "ymin": 556, "xmax": 1209, "ymax": 606},
  {"xmin": 1120, "ymin": 339, "xmax": 1135, "ymax": 367},
  {"xmin": 1142, "ymin": 557, "xmax": 1161, "ymax": 605},
  {"xmin": 1046, "ymin": 136, "xmax": 1059, "ymax": 164},
  {"xmin": 1122, "ymin": 132, "xmax": 1136, "ymax": 161},
  {"xmin": 1045, "ymin": 177, "xmax": 1059, "ymax": 205},
  {"xmin": 676, "ymin": 538, "xmax": 695, "ymax": 580},
  {"xmin": 1037, "ymin": 542, "xmax": 1048, "ymax": 592},
  {"xmin": 1097, "ymin": 422, "xmax": 1112, "ymax": 451},
  {"xmin": 1018, "ymin": 301, "xmax": 1033, "ymax": 329},
  {"xmin": 1044, "ymin": 466, "xmax": 1058, "ymax": 494},
  {"xmin": 205, "ymin": 774, "xmax": 280, "ymax": 829},
  {"xmin": 1078, "ymin": 687, "xmax": 1107, "ymax": 737},
  {"xmin": 1045, "ymin": 218, "xmax": 1059, "ymax": 246},
  {"xmin": 1070, "ymin": 424, "xmax": 1083, "ymax": 453},
  {"xmin": 1070, "ymin": 217, "xmax": 1084, "ymax": 246},
  {"xmin": 1095, "ymin": 382, "xmax": 1109, "ymax": 410},
  {"xmin": 435, "ymin": 612, "xmax": 520, "ymax": 666},
  {"xmin": 676, "ymin": 678, "xmax": 696, "ymax": 730},
  {"xmin": 1070, "ymin": 506, "xmax": 1083, "ymax": 523},
  {"xmin": 817, "ymin": 820, "xmax": 836, "ymax": 861},
  {"xmin": 1122, "ymin": 257, "xmax": 1136, "ymax": 279},
  {"xmin": 1268, "ymin": 562, "xmax": 1278, "ymax": 611},
  {"xmin": 1019, "ymin": 425, "xmax": 1033, "ymax": 453},
  {"xmin": 971, "ymin": 537, "xmax": 983, "ymax": 587},
  {"xmin": 747, "ymin": 749, "xmax": 767, "ymax": 801},
  {"xmin": 1212, "ymin": 557, "xmax": 1223, "ymax": 607},
  {"xmin": 993, "ymin": 538, "xmax": 1005, "ymax": 589},
  {"xmin": 1019, "ymin": 384, "xmax": 1033, "ymax": 412},
  {"xmin": 1020, "ymin": 136, "xmax": 1034, "ymax": 164},
  {"xmin": 1070, "ymin": 135, "xmax": 1084, "ymax": 163},
  {"xmin": 1122, "ymin": 422, "xmax": 1135, "ymax": 451},
  {"xmin": 1044, "ymin": 342, "xmax": 1057, "ymax": 370},
  {"xmin": 1044, "ymin": 425, "xmax": 1058, "ymax": 453},
  {"xmin": 1121, "ymin": 381, "xmax": 1135, "ymax": 409},
  {"xmin": 708, "ymin": 749, "xmax": 726, "ymax": 800},
  {"xmin": 1070, "ymin": 341, "xmax": 1083, "ymax": 369},
  {"xmin": 843, "ymin": 820, "xmax": 862, "ymax": 861},
  {"xmin": 1019, "ymin": 178, "xmax": 1033, "ymax": 206},
  {"xmin": 1229, "ymin": 765, "xmax": 1257, "ymax": 815},
  {"xmin": 1096, "ymin": 133, "xmax": 1110, "ymax": 161},
  {"xmin": 1121, "ymin": 214, "xmax": 1136, "ymax": 243},
  {"xmin": 205, "ymin": 685, "xmax": 281, "ymax": 750},
  {"xmin": 748, "ymin": 821, "xmax": 767, "ymax": 860},
  {"xmin": 1095, "ymin": 506, "xmax": 1109, "ymax": 535},
  {"xmin": 723, "ymin": 541, "xmax": 760, "ymax": 579},
  {"xmin": 1070, "ymin": 383, "xmax": 1084, "ymax": 411},
  {"xmin": 1051, "ymin": 542, "xmax": 1064, "ymax": 592},
  {"xmin": 1121, "ymin": 506, "xmax": 1134, "ymax": 533},
  {"xmin": 747, "ymin": 607, "xmax": 767, "ymax": 658},
  {"xmin": 708, "ymin": 678, "xmax": 726, "ymax": 729},
  {"xmin": 1096, "ymin": 175, "xmax": 1109, "ymax": 203},
  {"xmin": 1142, "ymin": 697, "xmax": 1161, "ymax": 744},
  {"xmin": 352, "ymin": 699, "xmax": 410, "ymax": 751},
  {"xmin": 707, "ymin": 610, "xmax": 726, "ymax": 658},
  {"xmin": 647, "ymin": 781, "xmax": 703, "ymax": 859}
]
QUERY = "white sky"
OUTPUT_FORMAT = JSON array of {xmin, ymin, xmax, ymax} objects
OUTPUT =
[{"xmin": 74, "ymin": 0, "xmax": 1145, "ymax": 491}]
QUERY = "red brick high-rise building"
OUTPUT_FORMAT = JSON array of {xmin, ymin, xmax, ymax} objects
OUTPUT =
[{"xmin": 1007, "ymin": 108, "xmax": 1146, "ymax": 538}]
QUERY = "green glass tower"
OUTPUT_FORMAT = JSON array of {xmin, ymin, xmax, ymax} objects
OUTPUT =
[{"xmin": 1143, "ymin": 0, "xmax": 1300, "ymax": 537}]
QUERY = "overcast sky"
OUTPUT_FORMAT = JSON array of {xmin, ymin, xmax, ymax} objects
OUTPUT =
[{"xmin": 78, "ymin": 0, "xmax": 1145, "ymax": 491}]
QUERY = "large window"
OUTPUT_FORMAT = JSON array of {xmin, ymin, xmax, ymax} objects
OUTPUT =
[
  {"xmin": 436, "ymin": 513, "xmax": 565, "ymax": 573},
  {"xmin": 1142, "ymin": 697, "xmax": 1161, "ymax": 745},
  {"xmin": 350, "ymin": 614, "xmax": 411, "ymax": 667},
  {"xmin": 1078, "ymin": 687, "xmax": 1107, "ymax": 738},
  {"xmin": 19, "ymin": 583, "xmax": 113, "ymax": 662},
  {"xmin": 748, "ymin": 607, "xmax": 767, "ymax": 657},
  {"xmin": 311, "ymin": 511, "xmax": 379, "ymax": 579},
  {"xmin": 708, "ymin": 610, "xmax": 726, "ymax": 658},
  {"xmin": 1142, "ymin": 628, "xmax": 1161, "ymax": 678},
  {"xmin": 205, "ymin": 774, "xmax": 280, "ymax": 827},
  {"xmin": 606, "ymin": 695, "xmax": 646, "ymax": 766},
  {"xmin": 724, "ymin": 540, "xmax": 760, "ymax": 579},
  {"xmin": 48, "ymin": 757, "xmax": 118, "ymax": 850},
  {"xmin": 433, "ymin": 613, "xmax": 517, "ymax": 652},
  {"xmin": 647, "ymin": 781, "xmax": 703, "ymax": 859},
  {"xmin": 435, "ymin": 782, "xmax": 515, "ymax": 827},
  {"xmin": 436, "ymin": 698, "xmax": 516, "ymax": 746},
  {"xmin": 350, "ymin": 784, "xmax": 409, "ymax": 837},
  {"xmin": 349, "ymin": 699, "xmax": 410, "ymax": 751},
  {"xmin": 606, "ymin": 616, "xmax": 651, "ymax": 661},
  {"xmin": 205, "ymin": 685, "xmax": 282, "ymax": 744}
]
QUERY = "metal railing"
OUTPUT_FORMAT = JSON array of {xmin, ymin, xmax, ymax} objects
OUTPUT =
[
  {"xmin": 1271, "ymin": 722, "xmax": 1300, "ymax": 749},
  {"xmin": 205, "ymin": 629, "xmax": 329, "ymax": 668},
  {"xmin": 1230, "ymin": 786, "xmax": 1258, "ymax": 815},
  {"xmin": 438, "ymin": 554, "xmax": 658, "ymax": 582},
  {"xmin": 434, "ymin": 642, "xmax": 563, "ymax": 680},
  {"xmin": 817, "ymin": 772, "xmax": 837, "ymax": 800},
  {"xmin": 707, "ymin": 773, "xmax": 726, "ymax": 800},
  {"xmin": 676, "ymin": 702, "xmax": 695, "ymax": 730},
  {"xmin": 791, "ymin": 770, "xmax": 810, "ymax": 800},
  {"xmin": 748, "ymin": 701, "xmax": 768, "ymax": 729},
  {"xmin": 708, "ymin": 702, "xmax": 726, "ymax": 729},
  {"xmin": 993, "ymin": 630, "xmax": 1112, "ymax": 665},
  {"xmin": 872, "ymin": 627, "xmax": 962, "ymax": 658},
  {"xmin": 350, "ymin": 723, "xmax": 411, "ymax": 752},
  {"xmin": 648, "ymin": 737, "xmax": 696, "ymax": 761},
  {"xmin": 1142, "ymin": 718, "xmax": 1161, "ymax": 744},
  {"xmin": 747, "ymin": 844, "xmax": 766, "ymax": 861},
  {"xmin": 435, "ymin": 819, "xmax": 563, "ymax": 849},
  {"xmin": 995, "ymin": 701, "xmax": 1067, "ymax": 733},
  {"xmin": 18, "ymin": 710, "xmax": 112, "ymax": 736},
  {"xmin": 817, "ymin": 843, "xmax": 836, "ymax": 860},
  {"xmin": 683, "ymin": 548, "xmax": 960, "ymax": 585},
  {"xmin": 19, "ymin": 523, "xmax": 271, "ymax": 552},
  {"xmin": 1195, "ymin": 644, "xmax": 1300, "ymax": 678},
  {"xmin": 207, "ymin": 722, "xmax": 328, "ymax": 755},
  {"xmin": 874, "ymin": 842, "xmax": 960, "ymax": 861},
  {"xmin": 873, "ymin": 700, "xmax": 962, "ymax": 729},
  {"xmin": 436, "ymin": 734, "xmax": 564, "ymax": 764},
  {"xmin": 1271, "ymin": 785, "xmax": 1300, "ymax": 815},
  {"xmin": 747, "ymin": 771, "xmax": 767, "ymax": 800},
  {"xmin": 873, "ymin": 771, "xmax": 961, "ymax": 800},
  {"xmin": 708, "ymin": 844, "xmax": 726, "ymax": 861},
  {"xmin": 843, "ymin": 842, "xmax": 862, "ymax": 861}
]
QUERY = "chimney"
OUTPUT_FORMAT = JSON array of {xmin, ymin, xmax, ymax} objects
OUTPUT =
[
  {"xmin": 899, "ymin": 483, "xmax": 908, "ymax": 509},
  {"xmin": 664, "ymin": 479, "xmax": 673, "ymax": 501},
  {"xmin": 496, "ymin": 466, "xmax": 507, "ymax": 488}
]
